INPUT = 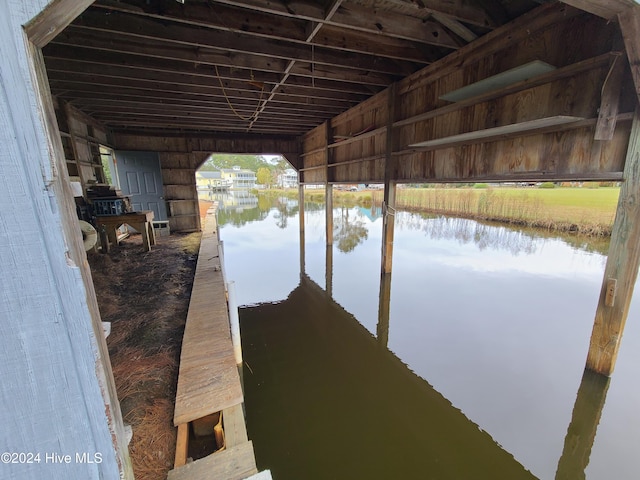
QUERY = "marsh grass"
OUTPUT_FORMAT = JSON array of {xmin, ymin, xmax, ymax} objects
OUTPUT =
[
  {"xmin": 89, "ymin": 233, "xmax": 200, "ymax": 480},
  {"xmin": 371, "ymin": 187, "xmax": 618, "ymax": 236}
]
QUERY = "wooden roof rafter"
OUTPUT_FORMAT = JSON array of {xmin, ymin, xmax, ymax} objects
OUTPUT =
[{"xmin": 43, "ymin": 0, "xmax": 574, "ymax": 138}]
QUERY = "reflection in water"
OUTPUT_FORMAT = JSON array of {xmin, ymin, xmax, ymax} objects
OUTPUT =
[
  {"xmin": 399, "ymin": 213, "xmax": 539, "ymax": 255},
  {"xmin": 334, "ymin": 207, "xmax": 369, "ymax": 253},
  {"xmin": 377, "ymin": 272, "xmax": 391, "ymax": 349},
  {"xmin": 556, "ymin": 370, "xmax": 610, "ymax": 480},
  {"xmin": 325, "ymin": 244, "xmax": 333, "ymax": 296},
  {"xmin": 221, "ymin": 195, "xmax": 638, "ymax": 480},
  {"xmin": 241, "ymin": 274, "xmax": 537, "ymax": 480},
  {"xmin": 395, "ymin": 212, "xmax": 610, "ymax": 256}
]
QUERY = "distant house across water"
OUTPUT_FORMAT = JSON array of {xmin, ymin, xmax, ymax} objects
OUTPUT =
[
  {"xmin": 195, "ymin": 171, "xmax": 232, "ymax": 191},
  {"xmin": 277, "ymin": 168, "xmax": 298, "ymax": 189},
  {"xmin": 221, "ymin": 166, "xmax": 257, "ymax": 189}
]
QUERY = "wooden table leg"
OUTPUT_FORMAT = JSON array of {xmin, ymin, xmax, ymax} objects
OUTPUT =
[
  {"xmin": 106, "ymin": 226, "xmax": 118, "ymax": 246},
  {"xmin": 140, "ymin": 221, "xmax": 152, "ymax": 252},
  {"xmin": 148, "ymin": 222, "xmax": 156, "ymax": 246}
]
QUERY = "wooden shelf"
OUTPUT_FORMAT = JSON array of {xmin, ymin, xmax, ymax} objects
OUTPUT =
[{"xmin": 408, "ymin": 116, "xmax": 585, "ymax": 150}]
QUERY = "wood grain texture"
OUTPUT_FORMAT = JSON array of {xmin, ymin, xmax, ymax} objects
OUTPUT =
[
  {"xmin": 173, "ymin": 207, "xmax": 243, "ymax": 425},
  {"xmin": 167, "ymin": 441, "xmax": 257, "ymax": 480},
  {"xmin": 301, "ymin": 6, "xmax": 632, "ymax": 184},
  {"xmin": 25, "ymin": 0, "xmax": 93, "ymax": 47},
  {"xmin": 587, "ymin": 109, "xmax": 640, "ymax": 376},
  {"xmin": 174, "ymin": 423, "xmax": 189, "ymax": 468},
  {"xmin": 223, "ymin": 404, "xmax": 249, "ymax": 448},
  {"xmin": 1, "ymin": 1, "xmax": 131, "ymax": 478},
  {"xmin": 619, "ymin": 5, "xmax": 640, "ymax": 109}
]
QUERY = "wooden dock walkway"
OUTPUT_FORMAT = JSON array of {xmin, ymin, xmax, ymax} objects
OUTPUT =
[{"xmin": 169, "ymin": 204, "xmax": 269, "ymax": 480}]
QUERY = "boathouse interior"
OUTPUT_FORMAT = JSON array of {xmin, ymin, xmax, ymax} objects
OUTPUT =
[
  {"xmin": 37, "ymin": 0, "xmax": 640, "ymax": 380},
  {"xmin": 4, "ymin": 0, "xmax": 638, "ymax": 477}
]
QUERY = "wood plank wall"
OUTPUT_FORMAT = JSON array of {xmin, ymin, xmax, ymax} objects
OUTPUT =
[{"xmin": 301, "ymin": 3, "xmax": 636, "ymax": 184}]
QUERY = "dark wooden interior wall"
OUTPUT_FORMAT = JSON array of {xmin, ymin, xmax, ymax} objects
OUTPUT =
[{"xmin": 301, "ymin": 3, "xmax": 636, "ymax": 184}]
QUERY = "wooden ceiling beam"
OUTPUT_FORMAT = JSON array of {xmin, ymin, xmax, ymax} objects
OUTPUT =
[
  {"xmin": 44, "ymin": 59, "xmax": 370, "ymax": 103},
  {"xmin": 101, "ymin": 118, "xmax": 309, "ymax": 134},
  {"xmin": 209, "ymin": 0, "xmax": 497, "ymax": 29},
  {"xmin": 80, "ymin": 104, "xmax": 330, "ymax": 123},
  {"xmin": 90, "ymin": 111, "xmax": 320, "ymax": 128},
  {"xmin": 430, "ymin": 13, "xmax": 478, "ymax": 43},
  {"xmin": 43, "ymin": 44, "xmax": 381, "ymax": 95},
  {"xmin": 80, "ymin": 2, "xmax": 430, "ymax": 64},
  {"xmin": 64, "ymin": 92, "xmax": 348, "ymax": 117},
  {"xmin": 65, "ymin": 95, "xmax": 345, "ymax": 117},
  {"xmin": 51, "ymin": 28, "xmax": 397, "ymax": 87},
  {"xmin": 94, "ymin": 0, "xmax": 459, "ymax": 50},
  {"xmin": 50, "ymin": 81, "xmax": 356, "ymax": 110},
  {"xmin": 76, "ymin": 8, "xmax": 424, "ymax": 72},
  {"xmin": 329, "ymin": 2, "xmax": 461, "ymax": 48},
  {"xmin": 311, "ymin": 24, "xmax": 439, "ymax": 63}
]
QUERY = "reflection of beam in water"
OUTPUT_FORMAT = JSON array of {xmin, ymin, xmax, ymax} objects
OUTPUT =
[
  {"xmin": 555, "ymin": 369, "xmax": 610, "ymax": 480},
  {"xmin": 299, "ymin": 185, "xmax": 305, "ymax": 276},
  {"xmin": 241, "ymin": 274, "xmax": 537, "ymax": 480},
  {"xmin": 377, "ymin": 272, "xmax": 391, "ymax": 349},
  {"xmin": 325, "ymin": 244, "xmax": 333, "ymax": 297}
]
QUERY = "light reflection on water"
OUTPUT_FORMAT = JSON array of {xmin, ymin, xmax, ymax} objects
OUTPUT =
[{"xmin": 214, "ymin": 191, "xmax": 640, "ymax": 480}]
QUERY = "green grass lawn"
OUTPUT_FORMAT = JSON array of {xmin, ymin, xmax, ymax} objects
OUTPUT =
[{"xmin": 498, "ymin": 187, "xmax": 619, "ymax": 211}]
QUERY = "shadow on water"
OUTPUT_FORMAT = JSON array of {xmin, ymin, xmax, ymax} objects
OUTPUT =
[{"xmin": 241, "ymin": 274, "xmax": 538, "ymax": 480}]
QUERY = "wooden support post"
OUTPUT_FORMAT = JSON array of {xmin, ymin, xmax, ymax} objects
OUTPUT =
[
  {"xmin": 299, "ymin": 184, "xmax": 306, "ymax": 275},
  {"xmin": 555, "ymin": 369, "xmax": 610, "ymax": 480},
  {"xmin": 377, "ymin": 272, "xmax": 392, "ymax": 349},
  {"xmin": 381, "ymin": 84, "xmax": 397, "ymax": 274},
  {"xmin": 586, "ymin": 109, "xmax": 640, "ymax": 376},
  {"xmin": 174, "ymin": 423, "xmax": 189, "ymax": 468},
  {"xmin": 619, "ymin": 6, "xmax": 640, "ymax": 109},
  {"xmin": 325, "ymin": 120, "xmax": 334, "ymax": 246}
]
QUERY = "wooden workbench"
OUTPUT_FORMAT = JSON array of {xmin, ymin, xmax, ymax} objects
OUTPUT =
[{"xmin": 95, "ymin": 210, "xmax": 156, "ymax": 252}]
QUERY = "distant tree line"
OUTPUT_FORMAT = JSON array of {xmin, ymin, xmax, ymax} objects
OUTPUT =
[{"xmin": 199, "ymin": 154, "xmax": 291, "ymax": 187}]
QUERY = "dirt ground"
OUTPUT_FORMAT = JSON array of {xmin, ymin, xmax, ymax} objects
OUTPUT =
[{"xmin": 88, "ymin": 231, "xmax": 201, "ymax": 480}]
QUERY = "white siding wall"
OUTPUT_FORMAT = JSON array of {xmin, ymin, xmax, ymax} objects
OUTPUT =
[{"xmin": 0, "ymin": 1, "xmax": 130, "ymax": 478}]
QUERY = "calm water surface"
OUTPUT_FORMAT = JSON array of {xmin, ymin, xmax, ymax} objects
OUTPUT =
[{"xmin": 210, "ymin": 191, "xmax": 640, "ymax": 480}]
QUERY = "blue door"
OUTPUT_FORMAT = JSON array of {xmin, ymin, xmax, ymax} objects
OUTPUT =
[{"xmin": 115, "ymin": 151, "xmax": 167, "ymax": 221}]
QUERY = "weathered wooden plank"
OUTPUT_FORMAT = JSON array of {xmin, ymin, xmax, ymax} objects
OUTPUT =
[
  {"xmin": 381, "ymin": 84, "xmax": 397, "ymax": 274},
  {"xmin": 223, "ymin": 403, "xmax": 249, "ymax": 448},
  {"xmin": 393, "ymin": 53, "xmax": 614, "ymax": 128},
  {"xmin": 595, "ymin": 53, "xmax": 626, "ymax": 140},
  {"xmin": 174, "ymin": 423, "xmax": 189, "ymax": 468},
  {"xmin": 173, "ymin": 209, "xmax": 243, "ymax": 425},
  {"xmin": 587, "ymin": 109, "xmax": 640, "ymax": 376},
  {"xmin": 4, "ymin": 3, "xmax": 132, "ymax": 478},
  {"xmin": 25, "ymin": 0, "xmax": 93, "ymax": 47},
  {"xmin": 167, "ymin": 441, "xmax": 257, "ymax": 480},
  {"xmin": 619, "ymin": 5, "xmax": 640, "ymax": 109},
  {"xmin": 409, "ymin": 116, "xmax": 586, "ymax": 149}
]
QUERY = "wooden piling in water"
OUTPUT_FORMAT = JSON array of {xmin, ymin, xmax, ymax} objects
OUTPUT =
[
  {"xmin": 381, "ymin": 84, "xmax": 397, "ymax": 274},
  {"xmin": 587, "ymin": 109, "xmax": 640, "ymax": 376}
]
